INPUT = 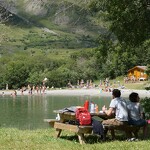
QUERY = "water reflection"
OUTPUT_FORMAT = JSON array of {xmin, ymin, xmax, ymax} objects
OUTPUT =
[{"xmin": 0, "ymin": 95, "xmax": 111, "ymax": 130}]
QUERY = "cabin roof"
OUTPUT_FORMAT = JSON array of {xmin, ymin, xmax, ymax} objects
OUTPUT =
[{"xmin": 128, "ymin": 66, "xmax": 147, "ymax": 72}]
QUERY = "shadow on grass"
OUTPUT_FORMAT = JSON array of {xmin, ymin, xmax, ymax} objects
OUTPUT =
[
  {"xmin": 58, "ymin": 134, "xmax": 126, "ymax": 144},
  {"xmin": 60, "ymin": 134, "xmax": 101, "ymax": 144},
  {"xmin": 58, "ymin": 125, "xmax": 150, "ymax": 144},
  {"xmin": 59, "ymin": 133, "xmax": 150, "ymax": 144}
]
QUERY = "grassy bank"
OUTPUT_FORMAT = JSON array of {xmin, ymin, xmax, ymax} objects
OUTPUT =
[
  {"xmin": 95, "ymin": 76, "xmax": 149, "ymax": 90},
  {"xmin": 0, "ymin": 128, "xmax": 150, "ymax": 150}
]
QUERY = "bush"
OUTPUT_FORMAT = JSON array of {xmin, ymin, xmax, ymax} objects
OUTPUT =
[
  {"xmin": 145, "ymin": 86, "xmax": 150, "ymax": 90},
  {"xmin": 141, "ymin": 97, "xmax": 150, "ymax": 120}
]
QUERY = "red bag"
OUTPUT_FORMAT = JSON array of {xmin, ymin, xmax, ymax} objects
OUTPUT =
[{"xmin": 75, "ymin": 107, "xmax": 91, "ymax": 125}]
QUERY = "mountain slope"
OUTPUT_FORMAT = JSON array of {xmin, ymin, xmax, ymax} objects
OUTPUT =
[{"xmin": 0, "ymin": 0, "xmax": 108, "ymax": 52}]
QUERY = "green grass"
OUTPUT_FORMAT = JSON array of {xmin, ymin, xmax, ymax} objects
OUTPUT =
[
  {"xmin": 0, "ymin": 127, "xmax": 150, "ymax": 150},
  {"xmin": 94, "ymin": 76, "xmax": 149, "ymax": 90},
  {"xmin": 124, "ymin": 82, "xmax": 148, "ymax": 90}
]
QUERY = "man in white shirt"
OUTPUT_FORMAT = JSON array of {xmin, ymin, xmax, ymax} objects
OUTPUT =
[{"xmin": 102, "ymin": 89, "xmax": 128, "ymax": 139}]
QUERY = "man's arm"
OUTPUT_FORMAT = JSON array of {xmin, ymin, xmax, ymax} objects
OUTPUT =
[{"xmin": 102, "ymin": 106, "xmax": 114, "ymax": 116}]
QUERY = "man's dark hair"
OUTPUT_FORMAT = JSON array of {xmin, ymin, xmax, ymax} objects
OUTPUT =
[
  {"xmin": 129, "ymin": 92, "xmax": 139, "ymax": 102},
  {"xmin": 112, "ymin": 89, "xmax": 121, "ymax": 98}
]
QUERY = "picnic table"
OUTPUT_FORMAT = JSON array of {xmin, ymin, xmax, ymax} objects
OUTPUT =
[
  {"xmin": 44, "ymin": 107, "xmax": 141, "ymax": 144},
  {"xmin": 44, "ymin": 107, "xmax": 109, "ymax": 144}
]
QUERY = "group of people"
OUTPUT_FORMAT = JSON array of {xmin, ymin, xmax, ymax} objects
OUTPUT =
[
  {"xmin": 20, "ymin": 85, "xmax": 47, "ymax": 95},
  {"xmin": 67, "ymin": 79, "xmax": 95, "ymax": 89},
  {"xmin": 102, "ymin": 89, "xmax": 148, "ymax": 140}
]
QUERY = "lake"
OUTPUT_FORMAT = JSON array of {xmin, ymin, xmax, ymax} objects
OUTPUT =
[{"xmin": 0, "ymin": 95, "xmax": 111, "ymax": 130}]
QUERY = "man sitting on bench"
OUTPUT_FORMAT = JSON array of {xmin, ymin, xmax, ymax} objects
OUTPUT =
[{"xmin": 102, "ymin": 89, "xmax": 129, "ymax": 139}]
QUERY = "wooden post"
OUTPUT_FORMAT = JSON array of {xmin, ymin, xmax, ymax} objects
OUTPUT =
[
  {"xmin": 77, "ymin": 133, "xmax": 85, "ymax": 144},
  {"xmin": 56, "ymin": 129, "xmax": 62, "ymax": 138}
]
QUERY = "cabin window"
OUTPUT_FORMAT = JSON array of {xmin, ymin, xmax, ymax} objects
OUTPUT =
[{"xmin": 141, "ymin": 72, "xmax": 144, "ymax": 76}]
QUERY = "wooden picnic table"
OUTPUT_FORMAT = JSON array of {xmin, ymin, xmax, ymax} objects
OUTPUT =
[
  {"xmin": 44, "ymin": 108, "xmax": 142, "ymax": 143},
  {"xmin": 44, "ymin": 109, "xmax": 110, "ymax": 144}
]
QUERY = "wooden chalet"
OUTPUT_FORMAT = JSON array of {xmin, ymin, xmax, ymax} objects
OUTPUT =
[{"xmin": 127, "ymin": 66, "xmax": 148, "ymax": 80}]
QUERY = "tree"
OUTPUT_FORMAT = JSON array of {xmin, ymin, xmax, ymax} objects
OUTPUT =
[
  {"xmin": 88, "ymin": 0, "xmax": 150, "ymax": 79},
  {"xmin": 3, "ymin": 61, "xmax": 30, "ymax": 89},
  {"xmin": 145, "ymin": 64, "xmax": 150, "ymax": 90},
  {"xmin": 89, "ymin": 0, "xmax": 150, "ymax": 47},
  {"xmin": 69, "ymin": 49, "xmax": 98, "ymax": 80}
]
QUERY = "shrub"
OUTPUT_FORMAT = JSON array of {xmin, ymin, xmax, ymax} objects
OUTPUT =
[{"xmin": 141, "ymin": 97, "xmax": 150, "ymax": 119}]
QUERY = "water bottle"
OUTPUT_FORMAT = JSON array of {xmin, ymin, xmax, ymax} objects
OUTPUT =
[
  {"xmin": 90, "ymin": 102, "xmax": 95, "ymax": 113},
  {"xmin": 56, "ymin": 113, "xmax": 60, "ymax": 121}
]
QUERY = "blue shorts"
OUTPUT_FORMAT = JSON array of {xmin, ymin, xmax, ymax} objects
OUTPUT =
[{"xmin": 128, "ymin": 119, "xmax": 147, "ymax": 127}]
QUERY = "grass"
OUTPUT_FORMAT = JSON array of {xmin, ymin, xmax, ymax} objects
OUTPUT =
[
  {"xmin": 0, "ymin": 127, "xmax": 150, "ymax": 150},
  {"xmin": 124, "ymin": 82, "xmax": 148, "ymax": 90},
  {"xmin": 95, "ymin": 76, "xmax": 149, "ymax": 90}
]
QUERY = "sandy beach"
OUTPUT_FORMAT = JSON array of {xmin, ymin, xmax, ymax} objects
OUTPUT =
[{"xmin": 0, "ymin": 88, "xmax": 150, "ymax": 98}]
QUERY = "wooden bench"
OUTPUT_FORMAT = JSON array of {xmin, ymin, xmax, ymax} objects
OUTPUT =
[
  {"xmin": 44, "ymin": 119, "xmax": 142, "ymax": 143},
  {"xmin": 103, "ymin": 124, "xmax": 141, "ymax": 139},
  {"xmin": 44, "ymin": 119, "xmax": 59, "ymax": 127},
  {"xmin": 44, "ymin": 119, "xmax": 93, "ymax": 144}
]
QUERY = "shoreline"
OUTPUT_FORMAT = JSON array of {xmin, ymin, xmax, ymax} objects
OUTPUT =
[{"xmin": 0, "ymin": 88, "xmax": 150, "ymax": 98}]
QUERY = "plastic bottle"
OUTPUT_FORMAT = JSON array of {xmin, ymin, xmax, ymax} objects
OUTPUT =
[
  {"xmin": 95, "ymin": 104, "xmax": 99, "ymax": 113},
  {"xmin": 84, "ymin": 100, "xmax": 89, "ymax": 110},
  {"xmin": 56, "ymin": 113, "xmax": 60, "ymax": 120},
  {"xmin": 90, "ymin": 102, "xmax": 95, "ymax": 113}
]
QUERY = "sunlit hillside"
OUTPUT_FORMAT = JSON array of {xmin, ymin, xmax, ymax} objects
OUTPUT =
[{"xmin": 0, "ymin": 0, "xmax": 108, "ymax": 53}]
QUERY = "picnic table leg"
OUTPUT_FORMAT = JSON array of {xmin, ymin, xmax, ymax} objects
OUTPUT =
[
  {"xmin": 103, "ymin": 127, "xmax": 108, "ymax": 141},
  {"xmin": 110, "ymin": 129, "xmax": 115, "ymax": 140},
  {"xmin": 133, "ymin": 129, "xmax": 139, "ymax": 138},
  {"xmin": 77, "ymin": 133, "xmax": 85, "ymax": 144},
  {"xmin": 56, "ymin": 129, "xmax": 62, "ymax": 138}
]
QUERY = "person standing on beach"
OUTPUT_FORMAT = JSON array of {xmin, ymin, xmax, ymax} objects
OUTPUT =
[
  {"xmin": 21, "ymin": 87, "xmax": 24, "ymax": 95},
  {"xmin": 11, "ymin": 90, "xmax": 17, "ymax": 96},
  {"xmin": 36, "ymin": 86, "xmax": 39, "ymax": 94}
]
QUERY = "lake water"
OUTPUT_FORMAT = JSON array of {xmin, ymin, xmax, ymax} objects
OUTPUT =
[{"xmin": 0, "ymin": 95, "xmax": 111, "ymax": 130}]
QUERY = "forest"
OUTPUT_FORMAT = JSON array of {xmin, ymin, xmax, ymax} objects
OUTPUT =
[{"xmin": 0, "ymin": 0, "xmax": 150, "ymax": 89}]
